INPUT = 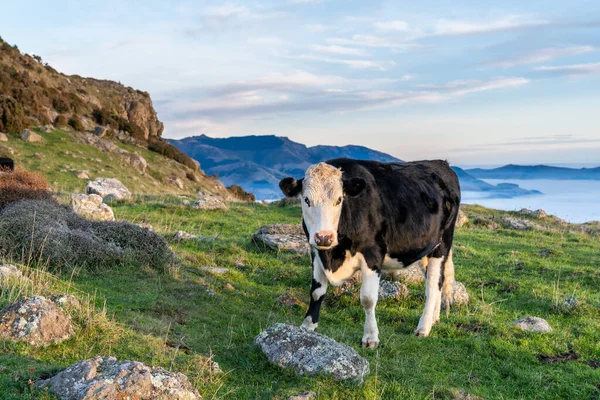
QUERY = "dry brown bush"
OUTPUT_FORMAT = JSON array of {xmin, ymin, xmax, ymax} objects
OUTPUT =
[{"xmin": 0, "ymin": 167, "xmax": 52, "ymax": 209}]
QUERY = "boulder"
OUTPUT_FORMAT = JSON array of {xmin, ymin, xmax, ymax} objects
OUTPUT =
[
  {"xmin": 35, "ymin": 356, "xmax": 200, "ymax": 399},
  {"xmin": 472, "ymin": 216, "xmax": 499, "ymax": 230},
  {"xmin": 0, "ymin": 296, "xmax": 74, "ymax": 345},
  {"xmin": 519, "ymin": 208, "xmax": 548, "ymax": 219},
  {"xmin": 379, "ymin": 280, "xmax": 409, "ymax": 300},
  {"xmin": 173, "ymin": 230, "xmax": 196, "ymax": 242},
  {"xmin": 388, "ymin": 262, "xmax": 424, "ymax": 284},
  {"xmin": 513, "ymin": 316, "xmax": 552, "ymax": 333},
  {"xmin": 501, "ymin": 217, "xmax": 542, "ymax": 230},
  {"xmin": 450, "ymin": 281, "xmax": 470, "ymax": 306},
  {"xmin": 70, "ymin": 193, "xmax": 115, "ymax": 221},
  {"xmin": 255, "ymin": 323, "xmax": 369, "ymax": 383},
  {"xmin": 193, "ymin": 193, "xmax": 228, "ymax": 211},
  {"xmin": 0, "ymin": 133, "xmax": 8, "ymax": 142},
  {"xmin": 94, "ymin": 126, "xmax": 108, "ymax": 137},
  {"xmin": 252, "ymin": 224, "xmax": 309, "ymax": 255},
  {"xmin": 124, "ymin": 152, "xmax": 148, "ymax": 173},
  {"xmin": 75, "ymin": 170, "xmax": 90, "ymax": 180},
  {"xmin": 86, "ymin": 178, "xmax": 132, "ymax": 200},
  {"xmin": 456, "ymin": 209, "xmax": 469, "ymax": 228},
  {"xmin": 168, "ymin": 175, "xmax": 184, "ymax": 190},
  {"xmin": 39, "ymin": 125, "xmax": 55, "ymax": 133},
  {"xmin": 21, "ymin": 129, "xmax": 43, "ymax": 142},
  {"xmin": 0, "ymin": 264, "xmax": 22, "ymax": 280}
]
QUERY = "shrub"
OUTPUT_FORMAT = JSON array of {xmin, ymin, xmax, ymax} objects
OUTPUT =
[
  {"xmin": 148, "ymin": 139, "xmax": 199, "ymax": 170},
  {"xmin": 0, "ymin": 167, "xmax": 52, "ymax": 209},
  {"xmin": 0, "ymin": 199, "xmax": 173, "ymax": 271},
  {"xmin": 54, "ymin": 114, "xmax": 68, "ymax": 127},
  {"xmin": 227, "ymin": 184, "xmax": 256, "ymax": 202},
  {"xmin": 68, "ymin": 115, "xmax": 85, "ymax": 131},
  {"xmin": 0, "ymin": 95, "xmax": 26, "ymax": 133}
]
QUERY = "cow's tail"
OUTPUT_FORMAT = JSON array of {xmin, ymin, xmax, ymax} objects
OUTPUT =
[{"xmin": 442, "ymin": 249, "xmax": 455, "ymax": 316}]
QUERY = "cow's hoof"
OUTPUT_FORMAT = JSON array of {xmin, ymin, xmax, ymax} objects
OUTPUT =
[
  {"xmin": 301, "ymin": 317, "xmax": 318, "ymax": 331},
  {"xmin": 361, "ymin": 336, "xmax": 379, "ymax": 349},
  {"xmin": 414, "ymin": 328, "xmax": 431, "ymax": 337}
]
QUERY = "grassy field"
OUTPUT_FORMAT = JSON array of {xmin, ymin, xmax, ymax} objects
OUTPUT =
[{"xmin": 1, "ymin": 200, "xmax": 599, "ymax": 399}]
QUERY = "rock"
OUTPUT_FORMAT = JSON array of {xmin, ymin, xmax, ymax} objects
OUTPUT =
[
  {"xmin": 168, "ymin": 176, "xmax": 184, "ymax": 190},
  {"xmin": 288, "ymin": 391, "xmax": 316, "ymax": 400},
  {"xmin": 278, "ymin": 295, "xmax": 300, "ymax": 307},
  {"xmin": 562, "ymin": 295, "xmax": 579, "ymax": 311},
  {"xmin": 225, "ymin": 283, "xmax": 235, "ymax": 290},
  {"xmin": 0, "ymin": 296, "xmax": 74, "ymax": 345},
  {"xmin": 86, "ymin": 178, "xmax": 132, "ymax": 200},
  {"xmin": 472, "ymin": 216, "xmax": 499, "ymax": 230},
  {"xmin": 255, "ymin": 323, "xmax": 369, "ymax": 383},
  {"xmin": 252, "ymin": 224, "xmax": 309, "ymax": 255},
  {"xmin": 388, "ymin": 262, "xmax": 424, "ymax": 284},
  {"xmin": 453, "ymin": 392, "xmax": 484, "ymax": 400},
  {"xmin": 513, "ymin": 316, "xmax": 552, "ymax": 333},
  {"xmin": 70, "ymin": 193, "xmax": 115, "ymax": 221},
  {"xmin": 94, "ymin": 125, "xmax": 108, "ymax": 137},
  {"xmin": 50, "ymin": 294, "xmax": 81, "ymax": 311},
  {"xmin": 75, "ymin": 170, "xmax": 89, "ymax": 179},
  {"xmin": 35, "ymin": 356, "xmax": 200, "ymax": 399},
  {"xmin": 379, "ymin": 280, "xmax": 409, "ymax": 300},
  {"xmin": 124, "ymin": 152, "xmax": 148, "ymax": 172},
  {"xmin": 450, "ymin": 281, "xmax": 470, "ymax": 306},
  {"xmin": 0, "ymin": 133, "xmax": 8, "ymax": 142},
  {"xmin": 200, "ymin": 266, "xmax": 229, "ymax": 275},
  {"xmin": 136, "ymin": 223, "xmax": 154, "ymax": 231},
  {"xmin": 0, "ymin": 264, "xmax": 22, "ymax": 280},
  {"xmin": 21, "ymin": 129, "xmax": 43, "ymax": 142},
  {"xmin": 39, "ymin": 124, "xmax": 55, "ymax": 133},
  {"xmin": 33, "ymin": 152, "xmax": 43, "ymax": 159},
  {"xmin": 456, "ymin": 209, "xmax": 469, "ymax": 228},
  {"xmin": 78, "ymin": 132, "xmax": 119, "ymax": 152},
  {"xmin": 174, "ymin": 230, "xmax": 197, "ymax": 242},
  {"xmin": 519, "ymin": 208, "xmax": 548, "ymax": 219},
  {"xmin": 192, "ymin": 193, "xmax": 228, "ymax": 211},
  {"xmin": 501, "ymin": 217, "xmax": 542, "ymax": 230}
]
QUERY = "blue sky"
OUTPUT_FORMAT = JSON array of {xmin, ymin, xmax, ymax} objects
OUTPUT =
[{"xmin": 2, "ymin": 0, "xmax": 600, "ymax": 164}]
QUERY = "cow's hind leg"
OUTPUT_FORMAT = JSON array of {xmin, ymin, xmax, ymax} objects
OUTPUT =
[
  {"xmin": 360, "ymin": 261, "xmax": 380, "ymax": 348},
  {"xmin": 302, "ymin": 255, "xmax": 329, "ymax": 331},
  {"xmin": 415, "ymin": 256, "xmax": 443, "ymax": 337}
]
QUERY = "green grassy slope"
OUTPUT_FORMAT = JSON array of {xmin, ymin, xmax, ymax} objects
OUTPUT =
[{"xmin": 1, "ymin": 201, "xmax": 599, "ymax": 399}]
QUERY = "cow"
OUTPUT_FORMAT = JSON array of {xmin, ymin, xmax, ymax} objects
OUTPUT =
[
  {"xmin": 279, "ymin": 158, "xmax": 461, "ymax": 347},
  {"xmin": 0, "ymin": 157, "xmax": 14, "ymax": 172}
]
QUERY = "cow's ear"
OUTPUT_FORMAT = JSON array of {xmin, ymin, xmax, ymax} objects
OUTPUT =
[
  {"xmin": 279, "ymin": 177, "xmax": 303, "ymax": 197},
  {"xmin": 343, "ymin": 178, "xmax": 366, "ymax": 197}
]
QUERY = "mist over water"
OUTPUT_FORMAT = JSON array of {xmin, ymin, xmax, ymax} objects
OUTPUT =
[{"xmin": 461, "ymin": 179, "xmax": 600, "ymax": 223}]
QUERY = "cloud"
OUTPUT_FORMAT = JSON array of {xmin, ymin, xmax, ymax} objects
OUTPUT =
[
  {"xmin": 288, "ymin": 0, "xmax": 325, "ymax": 4},
  {"xmin": 306, "ymin": 24, "xmax": 331, "ymax": 32},
  {"xmin": 429, "ymin": 15, "xmax": 550, "ymax": 36},
  {"xmin": 311, "ymin": 44, "xmax": 366, "ymax": 56},
  {"xmin": 450, "ymin": 135, "xmax": 600, "ymax": 153},
  {"xmin": 185, "ymin": 3, "xmax": 286, "ymax": 35},
  {"xmin": 328, "ymin": 34, "xmax": 405, "ymax": 48},
  {"xmin": 374, "ymin": 20, "xmax": 410, "ymax": 32},
  {"xmin": 534, "ymin": 62, "xmax": 600, "ymax": 77},
  {"xmin": 417, "ymin": 77, "xmax": 530, "ymax": 95},
  {"xmin": 486, "ymin": 46, "xmax": 596, "ymax": 67},
  {"xmin": 247, "ymin": 37, "xmax": 288, "ymax": 46},
  {"xmin": 296, "ymin": 54, "xmax": 396, "ymax": 70}
]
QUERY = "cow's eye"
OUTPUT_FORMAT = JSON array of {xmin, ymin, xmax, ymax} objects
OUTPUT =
[
  {"xmin": 304, "ymin": 197, "xmax": 311, "ymax": 207},
  {"xmin": 334, "ymin": 196, "xmax": 342, "ymax": 206}
]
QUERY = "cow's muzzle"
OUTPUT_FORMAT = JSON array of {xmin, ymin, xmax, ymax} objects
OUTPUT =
[{"xmin": 314, "ymin": 231, "xmax": 335, "ymax": 249}]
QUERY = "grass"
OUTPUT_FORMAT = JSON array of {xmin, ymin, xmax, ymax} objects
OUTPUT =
[{"xmin": 1, "ymin": 201, "xmax": 599, "ymax": 399}]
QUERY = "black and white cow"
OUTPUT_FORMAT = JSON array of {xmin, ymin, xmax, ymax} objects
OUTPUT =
[
  {"xmin": 0, "ymin": 157, "xmax": 14, "ymax": 172},
  {"xmin": 279, "ymin": 158, "xmax": 461, "ymax": 346}
]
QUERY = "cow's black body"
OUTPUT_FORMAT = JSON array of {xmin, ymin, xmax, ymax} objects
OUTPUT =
[
  {"xmin": 0, "ymin": 157, "xmax": 14, "ymax": 171},
  {"xmin": 312, "ymin": 158, "xmax": 461, "ymax": 273}
]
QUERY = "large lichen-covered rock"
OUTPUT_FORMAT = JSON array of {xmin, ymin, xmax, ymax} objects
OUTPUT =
[
  {"xmin": 513, "ymin": 316, "xmax": 552, "ymax": 333},
  {"xmin": 501, "ymin": 217, "xmax": 543, "ymax": 230},
  {"xmin": 252, "ymin": 224, "xmax": 309, "ymax": 255},
  {"xmin": 70, "ymin": 193, "xmax": 115, "ymax": 221},
  {"xmin": 450, "ymin": 281, "xmax": 470, "ymax": 306},
  {"xmin": 35, "ymin": 356, "xmax": 200, "ymax": 399},
  {"xmin": 0, "ymin": 296, "xmax": 74, "ymax": 345},
  {"xmin": 379, "ymin": 280, "xmax": 409, "ymax": 300},
  {"xmin": 255, "ymin": 323, "xmax": 369, "ymax": 383},
  {"xmin": 21, "ymin": 129, "xmax": 43, "ymax": 142},
  {"xmin": 387, "ymin": 262, "xmax": 424, "ymax": 284},
  {"xmin": 86, "ymin": 178, "xmax": 132, "ymax": 200}
]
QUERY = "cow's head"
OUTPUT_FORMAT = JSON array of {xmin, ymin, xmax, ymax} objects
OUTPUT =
[{"xmin": 279, "ymin": 162, "xmax": 366, "ymax": 250}]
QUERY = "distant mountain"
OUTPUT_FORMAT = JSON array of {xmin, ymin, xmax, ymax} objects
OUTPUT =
[
  {"xmin": 170, "ymin": 135, "xmax": 541, "ymax": 200},
  {"xmin": 466, "ymin": 164, "xmax": 600, "ymax": 180}
]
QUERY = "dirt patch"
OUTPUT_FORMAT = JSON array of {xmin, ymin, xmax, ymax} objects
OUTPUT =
[{"xmin": 538, "ymin": 349, "xmax": 579, "ymax": 364}]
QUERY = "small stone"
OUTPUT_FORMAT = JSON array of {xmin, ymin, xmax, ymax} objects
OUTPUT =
[
  {"xmin": 0, "ymin": 264, "xmax": 22, "ymax": 280},
  {"xmin": 50, "ymin": 294, "xmax": 81, "ymax": 310},
  {"xmin": 94, "ymin": 126, "xmax": 108, "ymax": 137},
  {"xmin": 0, "ymin": 133, "xmax": 8, "ymax": 142},
  {"xmin": 75, "ymin": 170, "xmax": 89, "ymax": 179},
  {"xmin": 21, "ymin": 129, "xmax": 43, "ymax": 143},
  {"xmin": 168, "ymin": 175, "xmax": 184, "ymax": 190},
  {"xmin": 450, "ymin": 281, "xmax": 470, "ymax": 306},
  {"xmin": 378, "ymin": 280, "xmax": 409, "ymax": 300},
  {"xmin": 255, "ymin": 323, "xmax": 369, "ymax": 383},
  {"xmin": 200, "ymin": 266, "xmax": 229, "ymax": 275},
  {"xmin": 33, "ymin": 152, "xmax": 43, "ymax": 159},
  {"xmin": 39, "ymin": 125, "xmax": 54, "ymax": 133},
  {"xmin": 288, "ymin": 391, "xmax": 316, "ymax": 400},
  {"xmin": 174, "ymin": 230, "xmax": 197, "ymax": 242},
  {"xmin": 193, "ymin": 193, "xmax": 228, "ymax": 210},
  {"xmin": 136, "ymin": 223, "xmax": 153, "ymax": 231},
  {"xmin": 278, "ymin": 295, "xmax": 299, "ymax": 307},
  {"xmin": 225, "ymin": 283, "xmax": 235, "ymax": 290},
  {"xmin": 513, "ymin": 316, "xmax": 552, "ymax": 333},
  {"xmin": 562, "ymin": 295, "xmax": 579, "ymax": 311}
]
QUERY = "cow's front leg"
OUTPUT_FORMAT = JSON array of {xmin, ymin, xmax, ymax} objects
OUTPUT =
[
  {"xmin": 415, "ymin": 256, "xmax": 443, "ymax": 337},
  {"xmin": 302, "ymin": 260, "xmax": 328, "ymax": 331},
  {"xmin": 360, "ymin": 265, "xmax": 380, "ymax": 348}
]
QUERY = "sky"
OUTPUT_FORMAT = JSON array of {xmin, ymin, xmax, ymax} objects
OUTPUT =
[{"xmin": 2, "ymin": 0, "xmax": 600, "ymax": 165}]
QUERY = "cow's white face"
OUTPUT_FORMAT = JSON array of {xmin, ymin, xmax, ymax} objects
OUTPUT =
[{"xmin": 280, "ymin": 162, "xmax": 366, "ymax": 250}]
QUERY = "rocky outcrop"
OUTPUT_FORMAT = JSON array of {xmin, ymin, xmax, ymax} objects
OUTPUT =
[
  {"xmin": 379, "ymin": 280, "xmax": 409, "ymax": 300},
  {"xmin": 35, "ymin": 356, "xmax": 200, "ymax": 399},
  {"xmin": 0, "ymin": 296, "xmax": 74, "ymax": 345},
  {"xmin": 501, "ymin": 217, "xmax": 543, "ymax": 230},
  {"xmin": 70, "ymin": 193, "xmax": 115, "ymax": 221},
  {"xmin": 252, "ymin": 224, "xmax": 309, "ymax": 255},
  {"xmin": 513, "ymin": 316, "xmax": 552, "ymax": 333},
  {"xmin": 21, "ymin": 129, "xmax": 43, "ymax": 142},
  {"xmin": 193, "ymin": 193, "xmax": 228, "ymax": 210},
  {"xmin": 255, "ymin": 323, "xmax": 369, "ymax": 383},
  {"xmin": 86, "ymin": 178, "xmax": 132, "ymax": 200},
  {"xmin": 519, "ymin": 208, "xmax": 548, "ymax": 219},
  {"xmin": 456, "ymin": 209, "xmax": 469, "ymax": 228},
  {"xmin": 123, "ymin": 152, "xmax": 148, "ymax": 173}
]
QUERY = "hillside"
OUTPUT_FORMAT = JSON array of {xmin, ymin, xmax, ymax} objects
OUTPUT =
[
  {"xmin": 1, "ymin": 199, "xmax": 599, "ymax": 398},
  {"xmin": 467, "ymin": 164, "xmax": 600, "ymax": 180}
]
